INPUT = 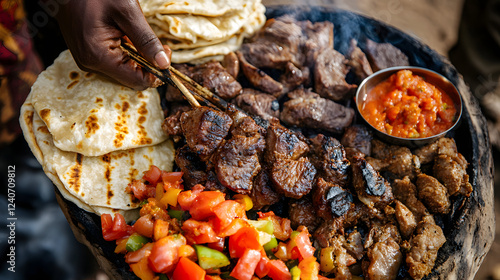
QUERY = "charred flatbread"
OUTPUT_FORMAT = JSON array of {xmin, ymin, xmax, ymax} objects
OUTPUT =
[{"xmin": 30, "ymin": 50, "xmax": 168, "ymax": 157}]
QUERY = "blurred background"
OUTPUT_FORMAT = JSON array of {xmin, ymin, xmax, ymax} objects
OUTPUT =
[{"xmin": 0, "ymin": 0, "xmax": 498, "ymax": 279}]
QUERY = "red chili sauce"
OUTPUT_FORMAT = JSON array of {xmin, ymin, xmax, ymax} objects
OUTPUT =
[{"xmin": 360, "ymin": 70, "xmax": 457, "ymax": 138}]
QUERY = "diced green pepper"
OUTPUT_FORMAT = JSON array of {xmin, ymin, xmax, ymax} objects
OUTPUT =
[
  {"xmin": 263, "ymin": 236, "xmax": 278, "ymax": 252},
  {"xmin": 290, "ymin": 265, "xmax": 301, "ymax": 280},
  {"xmin": 193, "ymin": 245, "xmax": 230, "ymax": 270},
  {"xmin": 126, "ymin": 233, "xmax": 150, "ymax": 252},
  {"xmin": 248, "ymin": 219, "xmax": 274, "ymax": 234},
  {"xmin": 158, "ymin": 274, "xmax": 169, "ymax": 280},
  {"xmin": 168, "ymin": 209, "xmax": 185, "ymax": 220}
]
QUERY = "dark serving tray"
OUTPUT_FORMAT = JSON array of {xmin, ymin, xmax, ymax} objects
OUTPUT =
[{"xmin": 55, "ymin": 6, "xmax": 495, "ymax": 280}]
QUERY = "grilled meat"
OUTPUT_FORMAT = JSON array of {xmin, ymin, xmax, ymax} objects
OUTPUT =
[
  {"xmin": 433, "ymin": 154, "xmax": 473, "ymax": 197},
  {"xmin": 271, "ymin": 157, "xmax": 316, "ymax": 199},
  {"xmin": 264, "ymin": 119, "xmax": 310, "ymax": 162},
  {"xmin": 190, "ymin": 61, "xmax": 242, "ymax": 100},
  {"xmin": 250, "ymin": 170, "xmax": 280, "ymax": 209},
  {"xmin": 236, "ymin": 51, "xmax": 283, "ymax": 96},
  {"xmin": 341, "ymin": 124, "xmax": 373, "ymax": 156},
  {"xmin": 416, "ymin": 173, "xmax": 451, "ymax": 214},
  {"xmin": 394, "ymin": 200, "xmax": 417, "ymax": 239},
  {"xmin": 288, "ymin": 198, "xmax": 320, "ymax": 231},
  {"xmin": 310, "ymin": 134, "xmax": 350, "ymax": 187},
  {"xmin": 180, "ymin": 106, "xmax": 233, "ymax": 159},
  {"xmin": 222, "ymin": 51, "xmax": 239, "ymax": 79},
  {"xmin": 347, "ymin": 38, "xmax": 374, "ymax": 81},
  {"xmin": 314, "ymin": 48, "xmax": 357, "ymax": 101},
  {"xmin": 364, "ymin": 38, "xmax": 410, "ymax": 71},
  {"xmin": 280, "ymin": 88, "xmax": 355, "ymax": 134},
  {"xmin": 233, "ymin": 88, "xmax": 280, "ymax": 121},
  {"xmin": 175, "ymin": 145, "xmax": 208, "ymax": 188}
]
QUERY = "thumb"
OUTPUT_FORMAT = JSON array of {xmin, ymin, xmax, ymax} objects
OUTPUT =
[{"xmin": 114, "ymin": 1, "xmax": 171, "ymax": 69}]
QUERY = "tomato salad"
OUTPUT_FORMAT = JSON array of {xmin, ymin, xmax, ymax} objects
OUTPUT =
[{"xmin": 101, "ymin": 165, "xmax": 344, "ymax": 280}]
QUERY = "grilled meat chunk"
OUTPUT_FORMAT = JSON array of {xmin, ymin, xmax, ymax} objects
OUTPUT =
[
  {"xmin": 327, "ymin": 235, "xmax": 355, "ymax": 280},
  {"xmin": 215, "ymin": 134, "xmax": 265, "ymax": 194},
  {"xmin": 180, "ymin": 106, "xmax": 233, "ymax": 158},
  {"xmin": 433, "ymin": 154, "xmax": 473, "ymax": 197},
  {"xmin": 175, "ymin": 145, "xmax": 208, "ymax": 188},
  {"xmin": 367, "ymin": 139, "xmax": 420, "ymax": 180},
  {"xmin": 300, "ymin": 20, "xmax": 334, "ymax": 68},
  {"xmin": 190, "ymin": 61, "xmax": 242, "ymax": 100},
  {"xmin": 288, "ymin": 198, "xmax": 320, "ymax": 231},
  {"xmin": 345, "ymin": 230, "xmax": 365, "ymax": 260},
  {"xmin": 250, "ymin": 170, "xmax": 280, "ymax": 209},
  {"xmin": 162, "ymin": 110, "xmax": 184, "ymax": 136},
  {"xmin": 416, "ymin": 173, "xmax": 451, "ymax": 214},
  {"xmin": 260, "ymin": 15, "xmax": 304, "ymax": 56},
  {"xmin": 341, "ymin": 124, "xmax": 373, "ymax": 156},
  {"xmin": 391, "ymin": 176, "xmax": 431, "ymax": 223},
  {"xmin": 364, "ymin": 237, "xmax": 403, "ymax": 280},
  {"xmin": 406, "ymin": 219, "xmax": 446, "ymax": 280},
  {"xmin": 271, "ymin": 157, "xmax": 316, "ymax": 199},
  {"xmin": 314, "ymin": 48, "xmax": 357, "ymax": 101},
  {"xmin": 237, "ymin": 51, "xmax": 283, "ymax": 96},
  {"xmin": 347, "ymin": 38, "xmax": 373, "ymax": 81},
  {"xmin": 233, "ymin": 88, "xmax": 280, "ymax": 121},
  {"xmin": 222, "ymin": 51, "xmax": 239, "ymax": 78},
  {"xmin": 310, "ymin": 134, "xmax": 350, "ymax": 187},
  {"xmin": 279, "ymin": 62, "xmax": 310, "ymax": 93},
  {"xmin": 414, "ymin": 137, "xmax": 466, "ymax": 165},
  {"xmin": 351, "ymin": 154, "xmax": 394, "ymax": 209},
  {"xmin": 240, "ymin": 40, "xmax": 297, "ymax": 69},
  {"xmin": 265, "ymin": 119, "xmax": 309, "ymax": 162},
  {"xmin": 280, "ymin": 88, "xmax": 355, "ymax": 134},
  {"xmin": 312, "ymin": 178, "xmax": 353, "ymax": 220},
  {"xmin": 364, "ymin": 39, "xmax": 410, "ymax": 71},
  {"xmin": 394, "ymin": 200, "xmax": 417, "ymax": 239}
]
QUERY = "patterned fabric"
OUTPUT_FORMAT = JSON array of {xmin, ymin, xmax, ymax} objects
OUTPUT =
[{"xmin": 0, "ymin": 0, "xmax": 43, "ymax": 146}]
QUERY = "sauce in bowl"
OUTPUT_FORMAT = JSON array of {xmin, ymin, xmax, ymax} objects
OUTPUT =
[{"xmin": 359, "ymin": 69, "xmax": 457, "ymax": 138}]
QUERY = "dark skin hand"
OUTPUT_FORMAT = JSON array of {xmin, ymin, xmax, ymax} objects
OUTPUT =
[{"xmin": 55, "ymin": 0, "xmax": 171, "ymax": 90}]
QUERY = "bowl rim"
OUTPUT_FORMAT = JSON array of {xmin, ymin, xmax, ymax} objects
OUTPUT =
[{"xmin": 355, "ymin": 66, "xmax": 464, "ymax": 144}]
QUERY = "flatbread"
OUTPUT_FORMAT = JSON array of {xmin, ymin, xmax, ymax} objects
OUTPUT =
[
  {"xmin": 139, "ymin": 0, "xmax": 254, "ymax": 17},
  {"xmin": 170, "ymin": 34, "xmax": 245, "ymax": 63},
  {"xmin": 30, "ymin": 50, "xmax": 168, "ymax": 157},
  {"xmin": 20, "ymin": 93, "xmax": 175, "ymax": 213},
  {"xmin": 148, "ymin": 0, "xmax": 258, "ymax": 43}
]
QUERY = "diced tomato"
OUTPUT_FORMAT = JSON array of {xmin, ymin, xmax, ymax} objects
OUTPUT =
[
  {"xmin": 229, "ymin": 226, "xmax": 263, "ymax": 259},
  {"xmin": 230, "ymin": 249, "xmax": 262, "ymax": 280},
  {"xmin": 217, "ymin": 218, "xmax": 249, "ymax": 237},
  {"xmin": 294, "ymin": 230, "xmax": 315, "ymax": 259},
  {"xmin": 255, "ymin": 256, "xmax": 270, "ymax": 278},
  {"xmin": 182, "ymin": 219, "xmax": 220, "ymax": 244},
  {"xmin": 178, "ymin": 244, "xmax": 197, "ymax": 260},
  {"xmin": 258, "ymin": 212, "xmax": 292, "ymax": 241},
  {"xmin": 128, "ymin": 180, "xmax": 156, "ymax": 201},
  {"xmin": 153, "ymin": 219, "xmax": 170, "ymax": 241},
  {"xmin": 317, "ymin": 275, "xmax": 331, "ymax": 280},
  {"xmin": 140, "ymin": 198, "xmax": 169, "ymax": 220},
  {"xmin": 143, "ymin": 165, "xmax": 162, "ymax": 185},
  {"xmin": 148, "ymin": 234, "xmax": 186, "ymax": 273},
  {"xmin": 162, "ymin": 171, "xmax": 184, "ymax": 189},
  {"xmin": 133, "ymin": 214, "xmax": 154, "ymax": 238},
  {"xmin": 267, "ymin": 259, "xmax": 291, "ymax": 280},
  {"xmin": 125, "ymin": 243, "xmax": 153, "ymax": 264},
  {"xmin": 129, "ymin": 255, "xmax": 155, "ymax": 280},
  {"xmin": 189, "ymin": 191, "xmax": 225, "ymax": 220},
  {"xmin": 172, "ymin": 257, "xmax": 206, "ymax": 280},
  {"xmin": 298, "ymin": 257, "xmax": 319, "ymax": 280},
  {"xmin": 177, "ymin": 184, "xmax": 204, "ymax": 210},
  {"xmin": 101, "ymin": 213, "xmax": 129, "ymax": 241},
  {"xmin": 213, "ymin": 200, "xmax": 247, "ymax": 231},
  {"xmin": 205, "ymin": 275, "xmax": 223, "ymax": 280}
]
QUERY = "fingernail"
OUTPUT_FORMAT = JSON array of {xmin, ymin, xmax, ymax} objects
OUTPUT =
[{"xmin": 155, "ymin": 51, "xmax": 169, "ymax": 69}]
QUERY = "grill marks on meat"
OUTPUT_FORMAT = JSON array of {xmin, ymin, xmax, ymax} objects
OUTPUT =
[
  {"xmin": 280, "ymin": 88, "xmax": 355, "ymax": 134},
  {"xmin": 250, "ymin": 170, "xmax": 280, "ymax": 209},
  {"xmin": 314, "ymin": 48, "xmax": 357, "ymax": 101},
  {"xmin": 190, "ymin": 61, "xmax": 242, "ymax": 99},
  {"xmin": 312, "ymin": 178, "xmax": 352, "ymax": 220},
  {"xmin": 341, "ymin": 124, "xmax": 373, "ymax": 156},
  {"xmin": 180, "ymin": 106, "xmax": 233, "ymax": 159},
  {"xmin": 271, "ymin": 157, "xmax": 316, "ymax": 199},
  {"xmin": 310, "ymin": 134, "xmax": 350, "ymax": 187},
  {"xmin": 351, "ymin": 154, "xmax": 393, "ymax": 209},
  {"xmin": 265, "ymin": 119, "xmax": 309, "ymax": 162}
]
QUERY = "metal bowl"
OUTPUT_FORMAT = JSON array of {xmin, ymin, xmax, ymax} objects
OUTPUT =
[{"xmin": 355, "ymin": 66, "xmax": 463, "ymax": 148}]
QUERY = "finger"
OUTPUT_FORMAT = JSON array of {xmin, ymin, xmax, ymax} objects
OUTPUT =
[{"xmin": 114, "ymin": 1, "xmax": 171, "ymax": 69}]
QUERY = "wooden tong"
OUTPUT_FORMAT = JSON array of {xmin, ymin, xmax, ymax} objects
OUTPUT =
[{"xmin": 120, "ymin": 41, "xmax": 228, "ymax": 111}]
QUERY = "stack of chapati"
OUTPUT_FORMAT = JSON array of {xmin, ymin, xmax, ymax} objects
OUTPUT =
[
  {"xmin": 138, "ymin": 0, "xmax": 266, "ymax": 63},
  {"xmin": 19, "ymin": 50, "xmax": 175, "ymax": 221}
]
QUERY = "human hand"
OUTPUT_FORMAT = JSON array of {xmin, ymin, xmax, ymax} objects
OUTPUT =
[{"xmin": 55, "ymin": 0, "xmax": 171, "ymax": 90}]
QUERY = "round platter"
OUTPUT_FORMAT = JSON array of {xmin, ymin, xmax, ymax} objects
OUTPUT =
[{"xmin": 55, "ymin": 5, "xmax": 495, "ymax": 280}]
